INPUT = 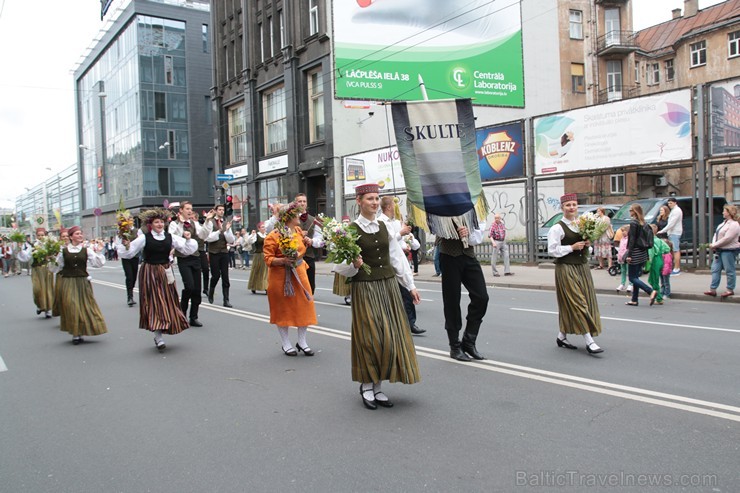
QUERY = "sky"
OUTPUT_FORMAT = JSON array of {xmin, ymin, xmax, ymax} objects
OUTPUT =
[{"xmin": 0, "ymin": 0, "xmax": 729, "ymax": 209}]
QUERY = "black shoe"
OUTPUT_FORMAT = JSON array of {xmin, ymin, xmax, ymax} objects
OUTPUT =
[
  {"xmin": 189, "ymin": 319, "xmax": 203, "ymax": 327},
  {"xmin": 282, "ymin": 347, "xmax": 298, "ymax": 356},
  {"xmin": 410, "ymin": 325, "xmax": 426, "ymax": 335},
  {"xmin": 203, "ymin": 289, "xmax": 209, "ymax": 296},
  {"xmin": 223, "ymin": 300, "xmax": 233, "ymax": 308},
  {"xmin": 450, "ymin": 347, "xmax": 472, "ymax": 362},
  {"xmin": 344, "ymin": 296, "xmax": 351, "ymax": 305},
  {"xmin": 72, "ymin": 336, "xmax": 84, "ymax": 345},
  {"xmin": 461, "ymin": 343, "xmax": 486, "ymax": 360},
  {"xmin": 296, "ymin": 343, "xmax": 315, "ymax": 356},
  {"xmin": 586, "ymin": 343, "xmax": 604, "ymax": 354},
  {"xmin": 556, "ymin": 337, "xmax": 577, "ymax": 350},
  {"xmin": 374, "ymin": 392, "xmax": 394, "ymax": 408},
  {"xmin": 251, "ymin": 289, "xmax": 256, "ymax": 294},
  {"xmin": 360, "ymin": 385, "xmax": 377, "ymax": 410},
  {"xmin": 36, "ymin": 308, "xmax": 42, "ymax": 315},
  {"xmin": 127, "ymin": 296, "xmax": 135, "ymax": 307}
]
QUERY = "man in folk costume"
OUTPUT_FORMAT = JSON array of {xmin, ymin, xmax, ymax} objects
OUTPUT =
[
  {"xmin": 547, "ymin": 193, "xmax": 604, "ymax": 354},
  {"xmin": 169, "ymin": 201, "xmax": 213, "ymax": 326},
  {"xmin": 377, "ymin": 196, "xmax": 425, "ymax": 335},
  {"xmin": 205, "ymin": 204, "xmax": 235, "ymax": 307},
  {"xmin": 392, "ymin": 99, "xmax": 490, "ymax": 362}
]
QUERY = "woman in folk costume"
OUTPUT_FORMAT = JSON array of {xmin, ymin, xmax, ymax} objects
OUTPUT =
[
  {"xmin": 48, "ymin": 226, "xmax": 107, "ymax": 345},
  {"xmin": 247, "ymin": 221, "xmax": 269, "ymax": 294},
  {"xmin": 263, "ymin": 203, "xmax": 318, "ymax": 356},
  {"xmin": 17, "ymin": 228, "xmax": 55, "ymax": 319},
  {"xmin": 547, "ymin": 194, "xmax": 604, "ymax": 354},
  {"xmin": 331, "ymin": 216, "xmax": 352, "ymax": 305},
  {"xmin": 51, "ymin": 229, "xmax": 69, "ymax": 317},
  {"xmin": 118, "ymin": 208, "xmax": 198, "ymax": 351},
  {"xmin": 334, "ymin": 184, "xmax": 421, "ymax": 410}
]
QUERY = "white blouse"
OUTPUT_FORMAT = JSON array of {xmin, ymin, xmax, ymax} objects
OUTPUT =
[
  {"xmin": 49, "ymin": 243, "xmax": 106, "ymax": 274},
  {"xmin": 547, "ymin": 217, "xmax": 578, "ymax": 258},
  {"xmin": 333, "ymin": 215, "xmax": 416, "ymax": 291},
  {"xmin": 117, "ymin": 230, "xmax": 197, "ymax": 259}
]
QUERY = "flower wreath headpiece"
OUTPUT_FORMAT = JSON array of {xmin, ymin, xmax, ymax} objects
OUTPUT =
[
  {"xmin": 138, "ymin": 207, "xmax": 172, "ymax": 225},
  {"xmin": 278, "ymin": 202, "xmax": 303, "ymax": 225}
]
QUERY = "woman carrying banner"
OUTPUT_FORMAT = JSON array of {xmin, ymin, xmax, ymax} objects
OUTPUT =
[{"xmin": 334, "ymin": 183, "xmax": 421, "ymax": 410}]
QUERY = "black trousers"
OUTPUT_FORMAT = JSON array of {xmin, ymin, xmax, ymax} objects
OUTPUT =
[
  {"xmin": 121, "ymin": 257, "xmax": 139, "ymax": 296},
  {"xmin": 440, "ymin": 253, "xmax": 489, "ymax": 346},
  {"xmin": 411, "ymin": 249, "xmax": 419, "ymax": 273},
  {"xmin": 177, "ymin": 256, "xmax": 202, "ymax": 320},
  {"xmin": 200, "ymin": 251, "xmax": 209, "ymax": 291},
  {"xmin": 398, "ymin": 283, "xmax": 416, "ymax": 327},
  {"xmin": 209, "ymin": 252, "xmax": 230, "ymax": 293},
  {"xmin": 304, "ymin": 256, "xmax": 316, "ymax": 294}
]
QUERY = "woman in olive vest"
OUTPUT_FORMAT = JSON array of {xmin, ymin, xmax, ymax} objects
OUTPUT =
[
  {"xmin": 118, "ymin": 208, "xmax": 198, "ymax": 351},
  {"xmin": 49, "ymin": 226, "xmax": 107, "ymax": 345},
  {"xmin": 17, "ymin": 228, "xmax": 55, "ymax": 318},
  {"xmin": 334, "ymin": 183, "xmax": 421, "ymax": 410},
  {"xmin": 247, "ymin": 222, "xmax": 268, "ymax": 294},
  {"xmin": 547, "ymin": 194, "xmax": 604, "ymax": 354}
]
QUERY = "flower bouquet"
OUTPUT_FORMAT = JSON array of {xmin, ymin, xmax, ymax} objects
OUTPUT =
[
  {"xmin": 9, "ymin": 230, "xmax": 25, "ymax": 244},
  {"xmin": 31, "ymin": 237, "xmax": 61, "ymax": 266},
  {"xmin": 575, "ymin": 212, "xmax": 610, "ymax": 243},
  {"xmin": 277, "ymin": 225, "xmax": 311, "ymax": 300},
  {"xmin": 116, "ymin": 199, "xmax": 136, "ymax": 247},
  {"xmin": 321, "ymin": 216, "xmax": 371, "ymax": 275}
]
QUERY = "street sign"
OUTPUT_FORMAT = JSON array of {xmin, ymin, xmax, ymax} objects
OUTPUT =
[
  {"xmin": 222, "ymin": 183, "xmax": 229, "ymax": 190},
  {"xmin": 216, "ymin": 174, "xmax": 234, "ymax": 181}
]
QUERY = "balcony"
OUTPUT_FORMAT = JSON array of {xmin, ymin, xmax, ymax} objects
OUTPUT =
[
  {"xmin": 596, "ymin": 30, "xmax": 637, "ymax": 55},
  {"xmin": 597, "ymin": 85, "xmax": 640, "ymax": 104},
  {"xmin": 594, "ymin": 0, "xmax": 629, "ymax": 4}
]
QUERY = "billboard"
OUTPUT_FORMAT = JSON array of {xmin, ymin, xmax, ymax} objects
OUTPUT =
[
  {"xmin": 709, "ymin": 78, "xmax": 740, "ymax": 156},
  {"xmin": 343, "ymin": 147, "xmax": 405, "ymax": 196},
  {"xmin": 476, "ymin": 122, "xmax": 524, "ymax": 181},
  {"xmin": 533, "ymin": 90, "xmax": 692, "ymax": 175},
  {"xmin": 333, "ymin": 0, "xmax": 524, "ymax": 107}
]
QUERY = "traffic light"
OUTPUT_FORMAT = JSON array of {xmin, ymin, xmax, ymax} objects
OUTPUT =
[{"xmin": 224, "ymin": 194, "xmax": 233, "ymax": 216}]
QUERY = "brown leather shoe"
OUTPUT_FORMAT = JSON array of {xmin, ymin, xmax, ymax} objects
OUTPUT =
[{"xmin": 704, "ymin": 290, "xmax": 717, "ymax": 297}]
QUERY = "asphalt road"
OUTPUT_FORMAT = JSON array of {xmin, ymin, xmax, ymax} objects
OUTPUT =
[{"xmin": 1, "ymin": 264, "xmax": 738, "ymax": 492}]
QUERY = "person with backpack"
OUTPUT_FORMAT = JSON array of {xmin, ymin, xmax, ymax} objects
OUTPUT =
[{"xmin": 625, "ymin": 203, "xmax": 658, "ymax": 306}]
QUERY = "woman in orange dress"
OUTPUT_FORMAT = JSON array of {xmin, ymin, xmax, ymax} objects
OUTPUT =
[{"xmin": 263, "ymin": 202, "xmax": 318, "ymax": 356}]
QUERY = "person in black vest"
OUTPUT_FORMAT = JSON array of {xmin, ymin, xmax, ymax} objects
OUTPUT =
[
  {"xmin": 205, "ymin": 204, "xmax": 235, "ymax": 307},
  {"xmin": 169, "ymin": 201, "xmax": 213, "ymax": 326},
  {"xmin": 547, "ymin": 193, "xmax": 604, "ymax": 354},
  {"xmin": 438, "ymin": 220, "xmax": 489, "ymax": 362},
  {"xmin": 118, "ymin": 208, "xmax": 198, "ymax": 350},
  {"xmin": 195, "ymin": 211, "xmax": 210, "ymax": 296}
]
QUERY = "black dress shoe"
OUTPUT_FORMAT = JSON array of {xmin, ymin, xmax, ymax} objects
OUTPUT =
[
  {"xmin": 189, "ymin": 319, "xmax": 203, "ymax": 327},
  {"xmin": 586, "ymin": 343, "xmax": 604, "ymax": 354},
  {"xmin": 296, "ymin": 343, "xmax": 314, "ymax": 356},
  {"xmin": 410, "ymin": 325, "xmax": 426, "ymax": 335},
  {"xmin": 556, "ymin": 337, "xmax": 577, "ymax": 350},
  {"xmin": 223, "ymin": 300, "xmax": 233, "ymax": 308},
  {"xmin": 282, "ymin": 347, "xmax": 298, "ymax": 356},
  {"xmin": 127, "ymin": 297, "xmax": 135, "ymax": 307},
  {"xmin": 374, "ymin": 393, "xmax": 394, "ymax": 408},
  {"xmin": 360, "ymin": 386, "xmax": 377, "ymax": 410},
  {"xmin": 461, "ymin": 343, "xmax": 486, "ymax": 360},
  {"xmin": 450, "ymin": 347, "xmax": 472, "ymax": 362},
  {"xmin": 36, "ymin": 309, "xmax": 43, "ymax": 315},
  {"xmin": 251, "ymin": 289, "xmax": 256, "ymax": 294}
]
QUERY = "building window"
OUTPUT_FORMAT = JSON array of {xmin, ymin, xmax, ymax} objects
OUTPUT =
[
  {"xmin": 259, "ymin": 177, "xmax": 287, "ymax": 220},
  {"xmin": 665, "ymin": 59, "xmax": 675, "ymax": 81},
  {"xmin": 606, "ymin": 60, "xmax": 622, "ymax": 101},
  {"xmin": 164, "ymin": 55, "xmax": 174, "ymax": 85},
  {"xmin": 570, "ymin": 63, "xmax": 585, "ymax": 93},
  {"xmin": 610, "ymin": 174, "xmax": 625, "ymax": 194},
  {"xmin": 155, "ymin": 92, "xmax": 166, "ymax": 120},
  {"xmin": 309, "ymin": 0, "xmax": 319, "ymax": 36},
  {"xmin": 158, "ymin": 168, "xmax": 170, "ymax": 195},
  {"xmin": 264, "ymin": 85, "xmax": 287, "ymax": 154},
  {"xmin": 308, "ymin": 68, "xmax": 325, "ymax": 142},
  {"xmin": 229, "ymin": 104, "xmax": 248, "ymax": 164},
  {"xmin": 634, "ymin": 61, "xmax": 640, "ymax": 84},
  {"xmin": 167, "ymin": 130, "xmax": 175, "ymax": 159},
  {"xmin": 207, "ymin": 167, "xmax": 214, "ymax": 198},
  {"xmin": 268, "ymin": 16, "xmax": 274, "ymax": 58},
  {"xmin": 733, "ymin": 176, "xmax": 740, "ymax": 202},
  {"xmin": 204, "ymin": 95, "xmax": 212, "ymax": 125},
  {"xmin": 279, "ymin": 10, "xmax": 286, "ymax": 48},
  {"xmin": 690, "ymin": 40, "xmax": 706, "ymax": 67},
  {"xmin": 202, "ymin": 24, "xmax": 209, "ymax": 53},
  {"xmin": 569, "ymin": 10, "xmax": 583, "ymax": 40},
  {"xmin": 259, "ymin": 22, "xmax": 264, "ymax": 62},
  {"xmin": 649, "ymin": 63, "xmax": 660, "ymax": 85},
  {"xmin": 729, "ymin": 31, "xmax": 740, "ymax": 58}
]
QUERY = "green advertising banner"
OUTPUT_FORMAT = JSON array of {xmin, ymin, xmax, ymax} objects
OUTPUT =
[{"xmin": 333, "ymin": 0, "xmax": 524, "ymax": 108}]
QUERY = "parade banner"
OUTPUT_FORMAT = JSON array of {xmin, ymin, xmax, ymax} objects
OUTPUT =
[
  {"xmin": 391, "ymin": 99, "xmax": 488, "ymax": 237},
  {"xmin": 709, "ymin": 77, "xmax": 740, "ymax": 156},
  {"xmin": 476, "ymin": 122, "xmax": 524, "ymax": 181},
  {"xmin": 534, "ymin": 89, "xmax": 692, "ymax": 175},
  {"xmin": 333, "ymin": 0, "xmax": 524, "ymax": 107}
]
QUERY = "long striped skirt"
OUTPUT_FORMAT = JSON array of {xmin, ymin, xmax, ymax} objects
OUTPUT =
[
  {"xmin": 31, "ymin": 265, "xmax": 55, "ymax": 312},
  {"xmin": 57, "ymin": 276, "xmax": 108, "ymax": 337},
  {"xmin": 138, "ymin": 263, "xmax": 189, "ymax": 334},
  {"xmin": 332, "ymin": 273, "xmax": 351, "ymax": 297},
  {"xmin": 554, "ymin": 262, "xmax": 602, "ymax": 336},
  {"xmin": 350, "ymin": 276, "xmax": 420, "ymax": 384},
  {"xmin": 52, "ymin": 273, "xmax": 63, "ymax": 316},
  {"xmin": 247, "ymin": 253, "xmax": 268, "ymax": 291}
]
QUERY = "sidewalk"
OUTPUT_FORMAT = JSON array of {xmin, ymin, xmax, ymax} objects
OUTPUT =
[{"xmin": 313, "ymin": 260, "xmax": 738, "ymax": 304}]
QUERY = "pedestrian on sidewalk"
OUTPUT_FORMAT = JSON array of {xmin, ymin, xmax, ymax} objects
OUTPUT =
[
  {"xmin": 594, "ymin": 207, "xmax": 614, "ymax": 270},
  {"xmin": 548, "ymin": 193, "xmax": 604, "ymax": 354},
  {"xmin": 704, "ymin": 204, "xmax": 739, "ymax": 298},
  {"xmin": 646, "ymin": 225, "xmax": 670, "ymax": 305},
  {"xmin": 625, "ymin": 204, "xmax": 658, "ymax": 307},
  {"xmin": 661, "ymin": 239, "xmax": 673, "ymax": 299},
  {"xmin": 615, "ymin": 225, "xmax": 632, "ymax": 293},
  {"xmin": 657, "ymin": 197, "xmax": 683, "ymax": 275},
  {"xmin": 488, "ymin": 213, "xmax": 513, "ymax": 277}
]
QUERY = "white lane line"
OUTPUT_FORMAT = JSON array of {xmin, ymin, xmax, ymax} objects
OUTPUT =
[
  {"xmin": 511, "ymin": 308, "xmax": 740, "ymax": 334},
  {"xmin": 90, "ymin": 279, "xmax": 740, "ymax": 422},
  {"xmin": 0, "ymin": 355, "xmax": 7, "ymax": 372}
]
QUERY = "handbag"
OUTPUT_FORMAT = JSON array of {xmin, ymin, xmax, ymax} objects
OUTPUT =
[{"xmin": 165, "ymin": 266, "xmax": 176, "ymax": 284}]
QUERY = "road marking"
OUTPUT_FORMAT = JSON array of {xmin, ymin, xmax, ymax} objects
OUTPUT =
[
  {"xmin": 90, "ymin": 279, "xmax": 740, "ymax": 423},
  {"xmin": 511, "ymin": 308, "xmax": 740, "ymax": 334},
  {"xmin": 0, "ymin": 355, "xmax": 7, "ymax": 372}
]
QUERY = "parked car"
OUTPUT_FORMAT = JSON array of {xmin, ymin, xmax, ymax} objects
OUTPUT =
[
  {"xmin": 610, "ymin": 196, "xmax": 727, "ymax": 246},
  {"xmin": 537, "ymin": 204, "xmax": 619, "ymax": 251}
]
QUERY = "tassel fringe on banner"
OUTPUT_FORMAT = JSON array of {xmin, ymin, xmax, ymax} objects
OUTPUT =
[{"xmin": 407, "ymin": 194, "xmax": 490, "ymax": 240}]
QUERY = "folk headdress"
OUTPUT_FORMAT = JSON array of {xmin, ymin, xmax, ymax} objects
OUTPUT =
[
  {"xmin": 560, "ymin": 193, "xmax": 578, "ymax": 204},
  {"xmin": 139, "ymin": 207, "xmax": 172, "ymax": 226},
  {"xmin": 277, "ymin": 202, "xmax": 303, "ymax": 225}
]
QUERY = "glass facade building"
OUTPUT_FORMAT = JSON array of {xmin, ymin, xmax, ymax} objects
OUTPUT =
[{"xmin": 14, "ymin": 165, "xmax": 81, "ymax": 234}]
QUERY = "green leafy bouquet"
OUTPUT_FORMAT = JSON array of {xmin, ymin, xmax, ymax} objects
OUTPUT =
[
  {"xmin": 31, "ymin": 237, "xmax": 61, "ymax": 266},
  {"xmin": 9, "ymin": 230, "xmax": 25, "ymax": 243},
  {"xmin": 321, "ymin": 215, "xmax": 371, "ymax": 275}
]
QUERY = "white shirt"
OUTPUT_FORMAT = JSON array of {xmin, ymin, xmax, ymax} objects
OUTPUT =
[
  {"xmin": 333, "ymin": 214, "xmax": 416, "ymax": 291},
  {"xmin": 117, "ymin": 230, "xmax": 197, "ymax": 259},
  {"xmin": 168, "ymin": 218, "xmax": 213, "ymax": 240},
  {"xmin": 205, "ymin": 217, "xmax": 236, "ymax": 244},
  {"xmin": 49, "ymin": 243, "xmax": 106, "ymax": 274},
  {"xmin": 658, "ymin": 205, "xmax": 683, "ymax": 236},
  {"xmin": 547, "ymin": 217, "xmax": 578, "ymax": 258}
]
